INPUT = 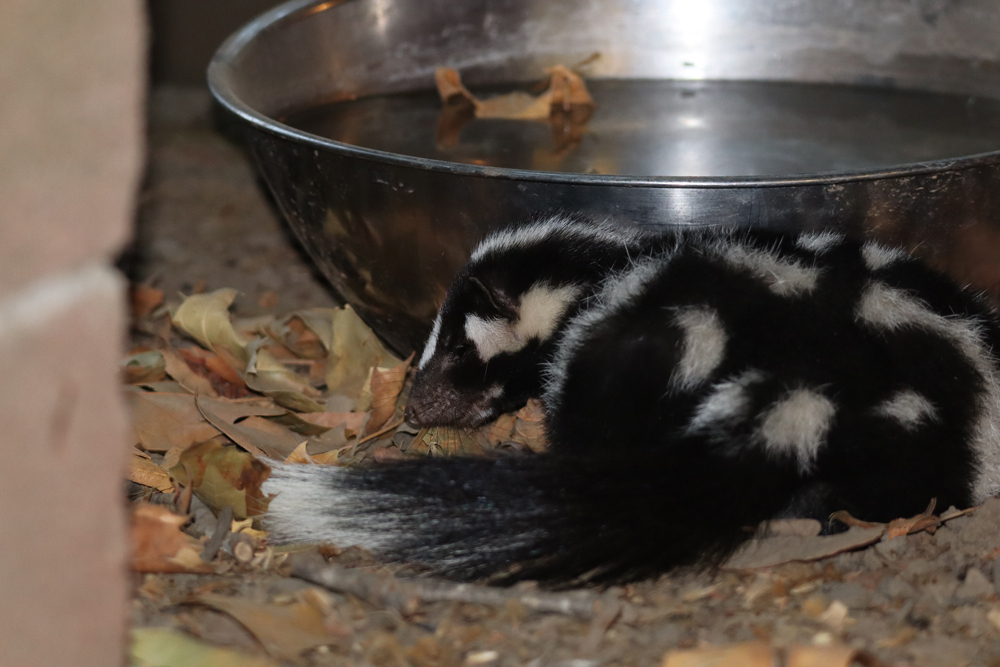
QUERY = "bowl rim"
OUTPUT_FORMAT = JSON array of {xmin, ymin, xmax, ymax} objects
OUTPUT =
[{"xmin": 208, "ymin": 0, "xmax": 1000, "ymax": 189}]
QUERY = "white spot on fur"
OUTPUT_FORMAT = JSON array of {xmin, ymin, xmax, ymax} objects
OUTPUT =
[
  {"xmin": 861, "ymin": 242, "xmax": 909, "ymax": 271},
  {"xmin": 715, "ymin": 241, "xmax": 821, "ymax": 297},
  {"xmin": 856, "ymin": 281, "xmax": 1000, "ymax": 502},
  {"xmin": 670, "ymin": 307, "xmax": 727, "ymax": 391},
  {"xmin": 686, "ymin": 370, "xmax": 766, "ymax": 437},
  {"xmin": 465, "ymin": 283, "xmax": 582, "ymax": 361},
  {"xmin": 874, "ymin": 389, "xmax": 938, "ymax": 430},
  {"xmin": 796, "ymin": 231, "xmax": 844, "ymax": 254},
  {"xmin": 263, "ymin": 464, "xmax": 396, "ymax": 551},
  {"xmin": 465, "ymin": 314, "xmax": 520, "ymax": 360},
  {"xmin": 517, "ymin": 283, "xmax": 582, "ymax": 342},
  {"xmin": 470, "ymin": 216, "xmax": 641, "ymax": 263},
  {"xmin": 755, "ymin": 388, "xmax": 836, "ymax": 472},
  {"xmin": 418, "ymin": 313, "xmax": 442, "ymax": 369},
  {"xmin": 543, "ymin": 256, "xmax": 669, "ymax": 410}
]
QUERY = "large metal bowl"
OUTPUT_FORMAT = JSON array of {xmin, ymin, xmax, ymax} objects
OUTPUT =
[{"xmin": 209, "ymin": 0, "xmax": 1000, "ymax": 355}]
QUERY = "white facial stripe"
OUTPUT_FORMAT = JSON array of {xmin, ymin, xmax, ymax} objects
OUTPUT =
[
  {"xmin": 671, "ymin": 307, "xmax": 727, "ymax": 392},
  {"xmin": 686, "ymin": 370, "xmax": 765, "ymax": 435},
  {"xmin": 861, "ymin": 242, "xmax": 909, "ymax": 271},
  {"xmin": 717, "ymin": 242, "xmax": 821, "ymax": 297},
  {"xmin": 515, "ymin": 283, "xmax": 582, "ymax": 342},
  {"xmin": 874, "ymin": 389, "xmax": 938, "ymax": 430},
  {"xmin": 469, "ymin": 216, "xmax": 640, "ymax": 263},
  {"xmin": 755, "ymin": 388, "xmax": 836, "ymax": 473},
  {"xmin": 796, "ymin": 231, "xmax": 845, "ymax": 254},
  {"xmin": 856, "ymin": 281, "xmax": 1000, "ymax": 502},
  {"xmin": 418, "ymin": 313, "xmax": 443, "ymax": 369},
  {"xmin": 464, "ymin": 282, "xmax": 583, "ymax": 362},
  {"xmin": 465, "ymin": 314, "xmax": 522, "ymax": 361}
]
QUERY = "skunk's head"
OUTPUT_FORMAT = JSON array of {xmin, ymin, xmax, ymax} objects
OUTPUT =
[{"xmin": 404, "ymin": 217, "xmax": 644, "ymax": 428}]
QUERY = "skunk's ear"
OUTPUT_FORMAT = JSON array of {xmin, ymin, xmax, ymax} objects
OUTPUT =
[{"xmin": 469, "ymin": 276, "xmax": 519, "ymax": 321}]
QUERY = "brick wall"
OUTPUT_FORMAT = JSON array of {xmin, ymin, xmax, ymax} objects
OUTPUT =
[{"xmin": 0, "ymin": 1, "xmax": 145, "ymax": 665}]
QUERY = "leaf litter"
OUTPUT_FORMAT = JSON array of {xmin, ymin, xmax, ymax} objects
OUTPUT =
[{"xmin": 123, "ymin": 266, "xmax": 1000, "ymax": 663}]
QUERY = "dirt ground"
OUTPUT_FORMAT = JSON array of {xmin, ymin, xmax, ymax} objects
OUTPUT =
[{"xmin": 125, "ymin": 86, "xmax": 1000, "ymax": 667}]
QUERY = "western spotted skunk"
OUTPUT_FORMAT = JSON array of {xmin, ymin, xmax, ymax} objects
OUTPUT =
[{"xmin": 264, "ymin": 216, "xmax": 1000, "ymax": 584}]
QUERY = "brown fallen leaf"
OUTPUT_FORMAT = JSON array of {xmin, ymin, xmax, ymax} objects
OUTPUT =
[
  {"xmin": 258, "ymin": 290, "xmax": 280, "ymax": 309},
  {"xmin": 160, "ymin": 347, "xmax": 219, "ymax": 397},
  {"xmin": 180, "ymin": 346, "xmax": 246, "ymax": 393},
  {"xmin": 366, "ymin": 353, "xmax": 414, "ymax": 433},
  {"xmin": 245, "ymin": 337, "xmax": 325, "ymax": 412},
  {"xmin": 194, "ymin": 592, "xmax": 350, "ymax": 661},
  {"xmin": 130, "ymin": 284, "xmax": 164, "ymax": 319},
  {"xmin": 511, "ymin": 398, "xmax": 548, "ymax": 452},
  {"xmin": 173, "ymin": 288, "xmax": 249, "ymax": 364},
  {"xmin": 170, "ymin": 437, "xmax": 271, "ymax": 520},
  {"xmin": 129, "ymin": 450, "xmax": 174, "ymax": 493},
  {"xmin": 723, "ymin": 526, "xmax": 886, "ymax": 570},
  {"xmin": 130, "ymin": 504, "xmax": 214, "ymax": 573},
  {"xmin": 126, "ymin": 389, "xmax": 220, "ymax": 453},
  {"xmin": 325, "ymin": 305, "xmax": 402, "ymax": 399},
  {"xmin": 413, "ymin": 427, "xmax": 485, "ymax": 457},
  {"xmin": 122, "ymin": 350, "xmax": 167, "ymax": 385},
  {"xmin": 197, "ymin": 396, "xmax": 307, "ymax": 460},
  {"xmin": 486, "ymin": 413, "xmax": 517, "ymax": 445},
  {"xmin": 130, "ymin": 627, "xmax": 280, "ymax": 667},
  {"xmin": 275, "ymin": 314, "xmax": 327, "ymax": 359},
  {"xmin": 885, "ymin": 498, "xmax": 939, "ymax": 539},
  {"xmin": 663, "ymin": 642, "xmax": 863, "ymax": 667},
  {"xmin": 298, "ymin": 411, "xmax": 368, "ymax": 432}
]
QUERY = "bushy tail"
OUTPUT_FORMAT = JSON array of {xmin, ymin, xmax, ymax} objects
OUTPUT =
[{"xmin": 264, "ymin": 442, "xmax": 799, "ymax": 584}]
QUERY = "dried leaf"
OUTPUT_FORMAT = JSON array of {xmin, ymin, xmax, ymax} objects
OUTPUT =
[
  {"xmin": 723, "ymin": 526, "xmax": 886, "ymax": 570},
  {"xmin": 663, "ymin": 641, "xmax": 774, "ymax": 667},
  {"xmin": 197, "ymin": 396, "xmax": 307, "ymax": 460},
  {"xmin": 170, "ymin": 438, "xmax": 271, "ymax": 520},
  {"xmin": 367, "ymin": 353, "xmax": 414, "ymax": 433},
  {"xmin": 129, "ymin": 452, "xmax": 174, "ymax": 492},
  {"xmin": 487, "ymin": 413, "xmax": 517, "ymax": 445},
  {"xmin": 126, "ymin": 389, "xmax": 220, "ymax": 453},
  {"xmin": 435, "ymin": 65, "xmax": 595, "ymax": 120},
  {"xmin": 122, "ymin": 350, "xmax": 167, "ymax": 384},
  {"xmin": 284, "ymin": 442, "xmax": 315, "ymax": 465},
  {"xmin": 245, "ymin": 337, "xmax": 325, "ymax": 412},
  {"xmin": 195, "ymin": 592, "xmax": 350, "ymax": 661},
  {"xmin": 414, "ymin": 427, "xmax": 484, "ymax": 457},
  {"xmin": 277, "ymin": 314, "xmax": 327, "ymax": 359},
  {"xmin": 886, "ymin": 498, "xmax": 939, "ymax": 539},
  {"xmin": 161, "ymin": 347, "xmax": 219, "ymax": 397},
  {"xmin": 130, "ymin": 285, "xmax": 165, "ymax": 319},
  {"xmin": 786, "ymin": 644, "xmax": 859, "ymax": 667},
  {"xmin": 130, "ymin": 504, "xmax": 213, "ymax": 573},
  {"xmin": 326, "ymin": 305, "xmax": 401, "ymax": 398},
  {"xmin": 172, "ymin": 288, "xmax": 249, "ymax": 365},
  {"xmin": 511, "ymin": 399, "xmax": 548, "ymax": 452},
  {"xmin": 130, "ymin": 627, "xmax": 279, "ymax": 667},
  {"xmin": 299, "ymin": 411, "xmax": 367, "ymax": 433}
]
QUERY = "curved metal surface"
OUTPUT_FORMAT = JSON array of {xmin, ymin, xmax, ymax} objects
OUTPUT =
[{"xmin": 209, "ymin": 0, "xmax": 1000, "ymax": 354}]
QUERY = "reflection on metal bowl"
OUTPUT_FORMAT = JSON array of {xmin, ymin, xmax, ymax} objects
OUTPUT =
[{"xmin": 209, "ymin": 0, "xmax": 1000, "ymax": 355}]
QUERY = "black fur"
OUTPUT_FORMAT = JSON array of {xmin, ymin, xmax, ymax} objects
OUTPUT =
[{"xmin": 265, "ymin": 219, "xmax": 1000, "ymax": 585}]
